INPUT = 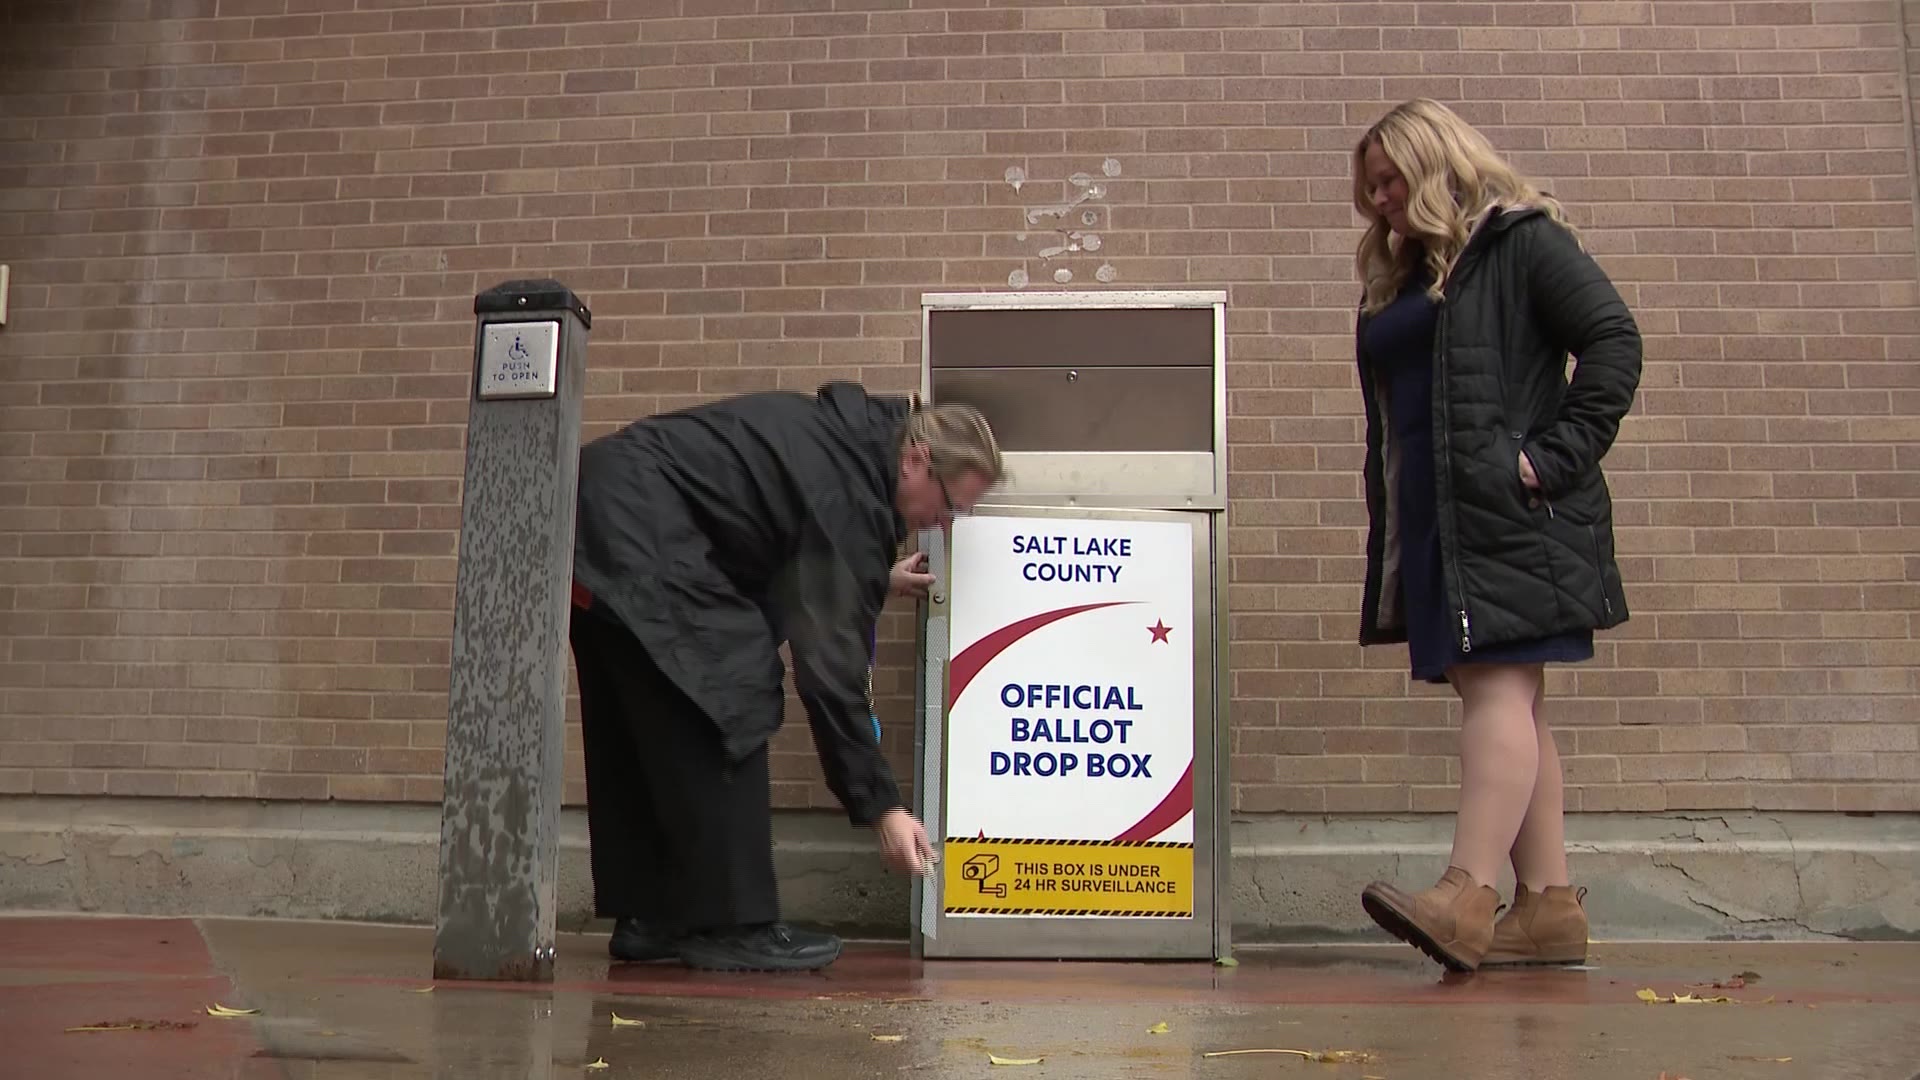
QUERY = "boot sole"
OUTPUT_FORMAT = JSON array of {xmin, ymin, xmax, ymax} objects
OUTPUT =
[
  {"xmin": 1480, "ymin": 949, "xmax": 1588, "ymax": 968},
  {"xmin": 610, "ymin": 947, "xmax": 678, "ymax": 963},
  {"xmin": 610, "ymin": 933, "xmax": 682, "ymax": 963},
  {"xmin": 1361, "ymin": 890, "xmax": 1479, "ymax": 973},
  {"xmin": 677, "ymin": 943, "xmax": 844, "ymax": 974}
]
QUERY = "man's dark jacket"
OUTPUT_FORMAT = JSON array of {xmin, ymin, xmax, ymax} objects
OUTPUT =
[
  {"xmin": 1356, "ymin": 206, "xmax": 1643, "ymax": 654},
  {"xmin": 571, "ymin": 382, "xmax": 913, "ymax": 826}
]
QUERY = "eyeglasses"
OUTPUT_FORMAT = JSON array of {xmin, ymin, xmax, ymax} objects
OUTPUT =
[{"xmin": 936, "ymin": 475, "xmax": 968, "ymax": 519}]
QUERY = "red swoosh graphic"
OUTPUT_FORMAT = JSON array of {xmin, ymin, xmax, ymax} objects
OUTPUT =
[
  {"xmin": 1113, "ymin": 761, "xmax": 1193, "ymax": 843},
  {"xmin": 947, "ymin": 602, "xmax": 1133, "ymax": 706},
  {"xmin": 947, "ymin": 600, "xmax": 1190, "ymax": 845}
]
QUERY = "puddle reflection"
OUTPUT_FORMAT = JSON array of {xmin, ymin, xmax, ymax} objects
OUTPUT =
[{"xmin": 428, "ymin": 990, "xmax": 553, "ymax": 1080}]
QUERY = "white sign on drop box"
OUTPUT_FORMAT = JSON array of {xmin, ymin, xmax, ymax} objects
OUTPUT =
[{"xmin": 940, "ymin": 512, "xmax": 1198, "ymax": 918}]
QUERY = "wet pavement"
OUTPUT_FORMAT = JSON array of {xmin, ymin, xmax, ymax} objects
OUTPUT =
[{"xmin": 3, "ymin": 915, "xmax": 1917, "ymax": 1080}]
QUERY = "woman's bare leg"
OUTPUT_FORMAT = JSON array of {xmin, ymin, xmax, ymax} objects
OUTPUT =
[
  {"xmin": 1508, "ymin": 676, "xmax": 1571, "ymax": 891},
  {"xmin": 1445, "ymin": 662, "xmax": 1545, "ymax": 887}
]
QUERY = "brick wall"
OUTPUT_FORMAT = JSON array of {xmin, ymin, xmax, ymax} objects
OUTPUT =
[{"xmin": 1, "ymin": 1, "xmax": 1916, "ymax": 816}]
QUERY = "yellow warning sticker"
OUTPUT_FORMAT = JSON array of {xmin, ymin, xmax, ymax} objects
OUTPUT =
[{"xmin": 941, "ymin": 839, "xmax": 1193, "ymax": 917}]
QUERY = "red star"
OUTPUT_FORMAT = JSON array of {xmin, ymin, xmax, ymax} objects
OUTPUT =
[{"xmin": 1148, "ymin": 619, "xmax": 1172, "ymax": 643}]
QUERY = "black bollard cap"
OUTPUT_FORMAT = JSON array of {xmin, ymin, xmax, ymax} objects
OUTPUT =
[{"xmin": 474, "ymin": 279, "xmax": 592, "ymax": 329}]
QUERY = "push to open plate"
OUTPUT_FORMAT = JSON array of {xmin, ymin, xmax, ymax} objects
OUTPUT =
[{"xmin": 478, "ymin": 320, "xmax": 560, "ymax": 400}]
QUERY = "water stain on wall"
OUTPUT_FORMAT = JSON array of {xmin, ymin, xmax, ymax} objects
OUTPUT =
[{"xmin": 1004, "ymin": 158, "xmax": 1122, "ymax": 289}]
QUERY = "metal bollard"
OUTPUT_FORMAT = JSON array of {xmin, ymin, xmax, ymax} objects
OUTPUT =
[{"xmin": 431, "ymin": 279, "xmax": 591, "ymax": 982}]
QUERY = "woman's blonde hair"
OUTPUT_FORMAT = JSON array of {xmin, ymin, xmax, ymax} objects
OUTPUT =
[
  {"xmin": 903, "ymin": 402, "xmax": 1003, "ymax": 484},
  {"xmin": 1352, "ymin": 98, "xmax": 1575, "ymax": 313}
]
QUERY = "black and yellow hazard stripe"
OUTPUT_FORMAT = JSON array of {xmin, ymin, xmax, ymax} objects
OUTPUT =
[
  {"xmin": 943, "ymin": 837, "xmax": 1191, "ymax": 849},
  {"xmin": 944, "ymin": 907, "xmax": 1190, "ymax": 917}
]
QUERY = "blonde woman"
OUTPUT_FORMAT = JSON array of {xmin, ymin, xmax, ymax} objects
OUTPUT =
[{"xmin": 1349, "ymin": 100, "xmax": 1642, "ymax": 972}]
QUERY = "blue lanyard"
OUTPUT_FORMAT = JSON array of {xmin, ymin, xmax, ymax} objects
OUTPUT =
[{"xmin": 866, "ymin": 623, "xmax": 881, "ymax": 744}]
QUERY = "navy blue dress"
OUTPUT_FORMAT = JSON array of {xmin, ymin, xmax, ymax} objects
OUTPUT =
[{"xmin": 1365, "ymin": 265, "xmax": 1594, "ymax": 684}]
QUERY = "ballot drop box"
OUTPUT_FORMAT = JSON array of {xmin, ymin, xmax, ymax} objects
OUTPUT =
[{"xmin": 911, "ymin": 290, "xmax": 1230, "ymax": 961}]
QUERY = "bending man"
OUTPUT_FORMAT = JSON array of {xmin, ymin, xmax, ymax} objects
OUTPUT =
[{"xmin": 568, "ymin": 381, "xmax": 1001, "ymax": 972}]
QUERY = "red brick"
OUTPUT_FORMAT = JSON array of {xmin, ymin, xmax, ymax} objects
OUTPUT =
[{"xmin": 0, "ymin": 0, "xmax": 1912, "ymax": 817}]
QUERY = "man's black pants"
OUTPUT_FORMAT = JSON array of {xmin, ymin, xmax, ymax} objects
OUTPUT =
[{"xmin": 569, "ymin": 605, "xmax": 780, "ymax": 931}]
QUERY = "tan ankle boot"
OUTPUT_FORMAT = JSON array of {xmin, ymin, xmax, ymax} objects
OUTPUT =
[
  {"xmin": 1360, "ymin": 866, "xmax": 1501, "ymax": 972},
  {"xmin": 1481, "ymin": 884, "xmax": 1589, "ymax": 966}
]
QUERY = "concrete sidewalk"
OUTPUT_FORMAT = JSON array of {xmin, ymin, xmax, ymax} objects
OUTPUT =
[{"xmin": 3, "ymin": 914, "xmax": 1916, "ymax": 1080}]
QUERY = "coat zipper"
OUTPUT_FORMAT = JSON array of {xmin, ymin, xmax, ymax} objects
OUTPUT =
[
  {"xmin": 1436, "ymin": 302, "xmax": 1473, "ymax": 656},
  {"xmin": 1591, "ymin": 523, "xmax": 1614, "ymax": 619},
  {"xmin": 1437, "ymin": 211, "xmax": 1502, "ymax": 656},
  {"xmin": 1436, "ymin": 213, "xmax": 1489, "ymax": 653}
]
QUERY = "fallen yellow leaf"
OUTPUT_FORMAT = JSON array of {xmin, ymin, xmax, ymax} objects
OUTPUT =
[
  {"xmin": 1147, "ymin": 1022, "xmax": 1169, "ymax": 1035},
  {"xmin": 204, "ymin": 1004, "xmax": 258, "ymax": 1018},
  {"xmin": 66, "ymin": 1024, "xmax": 136, "ymax": 1032},
  {"xmin": 584, "ymin": 1058, "xmax": 610, "ymax": 1071},
  {"xmin": 610, "ymin": 1013, "xmax": 644, "ymax": 1028},
  {"xmin": 1729, "ymin": 1056, "xmax": 1791, "ymax": 1063},
  {"xmin": 409, "ymin": 987, "xmax": 434, "ymax": 994},
  {"xmin": 871, "ymin": 1034, "xmax": 905, "ymax": 1043},
  {"xmin": 988, "ymin": 1054, "xmax": 1044, "ymax": 1066},
  {"xmin": 1636, "ymin": 989, "xmax": 1731, "ymax": 1005},
  {"xmin": 1202, "ymin": 1049, "xmax": 1376, "ymax": 1063}
]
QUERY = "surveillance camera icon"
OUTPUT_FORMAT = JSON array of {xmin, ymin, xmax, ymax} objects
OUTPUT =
[{"xmin": 962, "ymin": 853, "xmax": 1006, "ymax": 898}]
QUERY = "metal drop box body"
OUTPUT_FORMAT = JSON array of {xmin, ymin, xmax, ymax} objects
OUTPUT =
[{"xmin": 911, "ymin": 290, "xmax": 1230, "ymax": 961}]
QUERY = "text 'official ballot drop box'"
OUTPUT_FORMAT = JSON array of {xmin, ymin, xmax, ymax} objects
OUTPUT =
[{"xmin": 911, "ymin": 290, "xmax": 1230, "ymax": 961}]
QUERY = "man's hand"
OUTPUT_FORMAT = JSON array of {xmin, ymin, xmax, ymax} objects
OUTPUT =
[
  {"xmin": 1518, "ymin": 450, "xmax": 1541, "ymax": 493},
  {"xmin": 889, "ymin": 551, "xmax": 935, "ymax": 599},
  {"xmin": 875, "ymin": 808, "xmax": 937, "ymax": 876}
]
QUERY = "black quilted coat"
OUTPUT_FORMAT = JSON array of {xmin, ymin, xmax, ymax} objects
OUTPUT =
[
  {"xmin": 1356, "ymin": 206, "xmax": 1643, "ymax": 654},
  {"xmin": 571, "ymin": 382, "xmax": 914, "ymax": 826}
]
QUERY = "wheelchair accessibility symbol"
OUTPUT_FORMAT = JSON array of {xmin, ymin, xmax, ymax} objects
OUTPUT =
[{"xmin": 508, "ymin": 336, "xmax": 530, "ymax": 362}]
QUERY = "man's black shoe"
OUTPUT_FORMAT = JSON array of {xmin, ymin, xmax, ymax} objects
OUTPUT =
[
  {"xmin": 609, "ymin": 917, "xmax": 679, "ymax": 962},
  {"xmin": 676, "ymin": 923, "xmax": 843, "ymax": 972}
]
